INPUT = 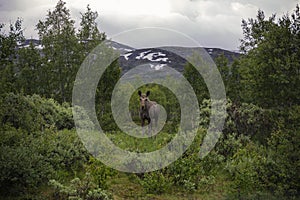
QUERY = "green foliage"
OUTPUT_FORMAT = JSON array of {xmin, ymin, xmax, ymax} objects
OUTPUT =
[
  {"xmin": 0, "ymin": 126, "xmax": 89, "ymax": 196},
  {"xmin": 130, "ymin": 128, "xmax": 222, "ymax": 194},
  {"xmin": 96, "ymin": 59, "xmax": 122, "ymax": 132},
  {"xmin": 166, "ymin": 154, "xmax": 204, "ymax": 190},
  {"xmin": 78, "ymin": 4, "xmax": 106, "ymax": 51},
  {"xmin": 49, "ymin": 173, "xmax": 113, "ymax": 200},
  {"xmin": 86, "ymin": 157, "xmax": 117, "ymax": 189},
  {"xmin": 215, "ymin": 132, "xmax": 249, "ymax": 160},
  {"xmin": 138, "ymin": 171, "xmax": 171, "ymax": 194},
  {"xmin": 107, "ymin": 131, "xmax": 174, "ymax": 153},
  {"xmin": 200, "ymin": 99, "xmax": 276, "ymax": 144},
  {"xmin": 226, "ymin": 101, "xmax": 275, "ymax": 143},
  {"xmin": 198, "ymin": 175, "xmax": 216, "ymax": 193},
  {"xmin": 0, "ymin": 93, "xmax": 74, "ymax": 132},
  {"xmin": 0, "ymin": 126, "xmax": 54, "ymax": 194},
  {"xmin": 215, "ymin": 54, "xmax": 241, "ymax": 102},
  {"xmin": 264, "ymin": 129, "xmax": 300, "ymax": 197},
  {"xmin": 224, "ymin": 106, "xmax": 300, "ymax": 199},
  {"xmin": 36, "ymin": 0, "xmax": 81, "ymax": 103},
  {"xmin": 183, "ymin": 62, "xmax": 209, "ymax": 104},
  {"xmin": 0, "ymin": 93, "xmax": 89, "ymax": 196},
  {"xmin": 225, "ymin": 142, "xmax": 267, "ymax": 198},
  {"xmin": 239, "ymin": 6, "xmax": 300, "ymax": 108},
  {"xmin": 1, "ymin": 1, "xmax": 107, "ymax": 103},
  {"xmin": 46, "ymin": 129, "xmax": 90, "ymax": 172},
  {"xmin": 16, "ymin": 42, "xmax": 44, "ymax": 95},
  {"xmin": 0, "ymin": 18, "xmax": 25, "ymax": 94}
]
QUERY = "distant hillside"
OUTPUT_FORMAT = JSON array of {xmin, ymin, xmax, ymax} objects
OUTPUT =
[
  {"xmin": 20, "ymin": 39, "xmax": 240, "ymax": 77},
  {"xmin": 107, "ymin": 41, "xmax": 240, "ymax": 75}
]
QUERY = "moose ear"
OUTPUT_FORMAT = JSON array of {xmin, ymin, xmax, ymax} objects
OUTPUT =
[
  {"xmin": 138, "ymin": 90, "xmax": 142, "ymax": 96},
  {"xmin": 146, "ymin": 91, "xmax": 150, "ymax": 97}
]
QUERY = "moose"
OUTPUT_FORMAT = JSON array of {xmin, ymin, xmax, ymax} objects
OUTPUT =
[{"xmin": 138, "ymin": 90, "xmax": 159, "ymax": 135}]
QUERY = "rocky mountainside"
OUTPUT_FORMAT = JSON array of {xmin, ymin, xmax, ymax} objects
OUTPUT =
[
  {"xmin": 20, "ymin": 39, "xmax": 240, "ymax": 76},
  {"xmin": 106, "ymin": 41, "xmax": 240, "ymax": 75}
]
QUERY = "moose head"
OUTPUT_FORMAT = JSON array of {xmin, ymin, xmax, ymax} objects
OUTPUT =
[{"xmin": 138, "ymin": 90, "xmax": 150, "ymax": 111}]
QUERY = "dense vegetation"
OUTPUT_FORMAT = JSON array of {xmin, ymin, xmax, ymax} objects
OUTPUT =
[{"xmin": 0, "ymin": 1, "xmax": 299, "ymax": 199}]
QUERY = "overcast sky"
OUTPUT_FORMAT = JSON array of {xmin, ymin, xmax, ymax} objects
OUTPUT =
[{"xmin": 0, "ymin": 0, "xmax": 299, "ymax": 50}]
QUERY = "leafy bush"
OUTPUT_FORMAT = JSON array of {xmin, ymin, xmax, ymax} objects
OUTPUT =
[
  {"xmin": 215, "ymin": 132, "xmax": 250, "ymax": 160},
  {"xmin": 43, "ymin": 129, "xmax": 89, "ymax": 172},
  {"xmin": 226, "ymin": 101, "xmax": 275, "ymax": 143},
  {"xmin": 225, "ymin": 142, "xmax": 267, "ymax": 197},
  {"xmin": 200, "ymin": 99, "xmax": 276, "ymax": 144},
  {"xmin": 138, "ymin": 171, "xmax": 171, "ymax": 194},
  {"xmin": 198, "ymin": 175, "xmax": 216, "ymax": 192},
  {"xmin": 167, "ymin": 154, "xmax": 203, "ymax": 189},
  {"xmin": 86, "ymin": 157, "xmax": 117, "ymax": 189},
  {"xmin": 225, "ymin": 132, "xmax": 300, "ymax": 199},
  {"xmin": 49, "ymin": 173, "xmax": 113, "ymax": 200},
  {"xmin": 0, "ymin": 126, "xmax": 89, "ymax": 196},
  {"xmin": 0, "ymin": 93, "xmax": 74, "ymax": 132},
  {"xmin": 265, "ymin": 128, "xmax": 300, "ymax": 197},
  {"xmin": 0, "ymin": 126, "xmax": 54, "ymax": 195}
]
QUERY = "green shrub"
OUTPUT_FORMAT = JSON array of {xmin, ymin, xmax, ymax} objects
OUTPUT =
[
  {"xmin": 198, "ymin": 175, "xmax": 216, "ymax": 192},
  {"xmin": 49, "ymin": 173, "xmax": 113, "ymax": 200},
  {"xmin": 265, "ymin": 128, "xmax": 300, "ymax": 197},
  {"xmin": 0, "ymin": 93, "xmax": 74, "ymax": 132},
  {"xmin": 138, "ymin": 171, "xmax": 171, "ymax": 194},
  {"xmin": 0, "ymin": 126, "xmax": 54, "ymax": 195},
  {"xmin": 167, "ymin": 154, "xmax": 203, "ymax": 188},
  {"xmin": 0, "ymin": 126, "xmax": 89, "ymax": 196},
  {"xmin": 200, "ymin": 99, "xmax": 276, "ymax": 144},
  {"xmin": 226, "ymin": 144, "xmax": 264, "ymax": 192},
  {"xmin": 44, "ymin": 129, "xmax": 89, "ymax": 172},
  {"xmin": 86, "ymin": 157, "xmax": 117, "ymax": 189},
  {"xmin": 226, "ymin": 101, "xmax": 275, "ymax": 143},
  {"xmin": 215, "ymin": 132, "xmax": 250, "ymax": 160}
]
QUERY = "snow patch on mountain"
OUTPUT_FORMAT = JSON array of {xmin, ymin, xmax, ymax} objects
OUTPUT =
[
  {"xmin": 150, "ymin": 64, "xmax": 166, "ymax": 70},
  {"xmin": 135, "ymin": 50, "xmax": 152, "ymax": 59},
  {"xmin": 144, "ymin": 52, "xmax": 168, "ymax": 61},
  {"xmin": 134, "ymin": 50, "xmax": 170, "ymax": 62},
  {"xmin": 123, "ymin": 52, "xmax": 132, "ymax": 60}
]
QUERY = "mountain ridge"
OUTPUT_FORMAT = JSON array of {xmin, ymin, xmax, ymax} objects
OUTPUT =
[{"xmin": 19, "ymin": 39, "xmax": 240, "ymax": 76}]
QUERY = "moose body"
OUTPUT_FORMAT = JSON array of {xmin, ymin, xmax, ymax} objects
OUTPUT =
[{"xmin": 138, "ymin": 90, "xmax": 159, "ymax": 135}]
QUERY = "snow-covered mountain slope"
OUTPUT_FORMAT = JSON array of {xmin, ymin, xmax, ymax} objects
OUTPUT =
[
  {"xmin": 118, "ymin": 48, "xmax": 239, "ymax": 76},
  {"xmin": 19, "ymin": 39, "xmax": 240, "ymax": 76}
]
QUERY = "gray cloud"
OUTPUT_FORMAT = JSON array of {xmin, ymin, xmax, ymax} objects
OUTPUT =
[
  {"xmin": 0, "ymin": 0, "xmax": 298, "ymax": 50},
  {"xmin": 0, "ymin": 0, "xmax": 52, "ymax": 11}
]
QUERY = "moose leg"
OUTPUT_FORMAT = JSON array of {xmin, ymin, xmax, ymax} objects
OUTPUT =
[
  {"xmin": 148, "ymin": 118, "xmax": 152, "ymax": 136},
  {"xmin": 154, "ymin": 117, "xmax": 158, "ymax": 133},
  {"xmin": 141, "ymin": 119, "xmax": 145, "ymax": 135}
]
